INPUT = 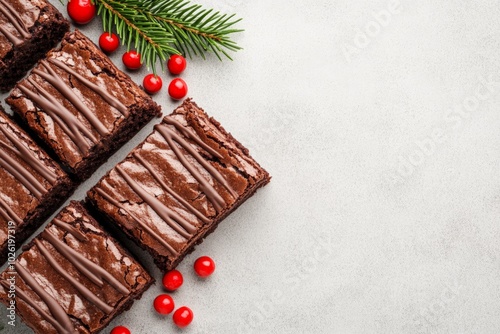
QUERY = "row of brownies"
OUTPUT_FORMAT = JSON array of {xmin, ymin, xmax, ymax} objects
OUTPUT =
[{"xmin": 0, "ymin": 2, "xmax": 270, "ymax": 333}]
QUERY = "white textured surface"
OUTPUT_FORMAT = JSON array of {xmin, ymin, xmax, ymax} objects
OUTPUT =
[{"xmin": 2, "ymin": 0, "xmax": 500, "ymax": 333}]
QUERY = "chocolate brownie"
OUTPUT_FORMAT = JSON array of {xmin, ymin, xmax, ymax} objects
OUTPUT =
[
  {"xmin": 7, "ymin": 30, "xmax": 162, "ymax": 181},
  {"xmin": 87, "ymin": 99, "xmax": 271, "ymax": 271},
  {"xmin": 0, "ymin": 106, "xmax": 73, "ymax": 265},
  {"xmin": 0, "ymin": 0, "xmax": 69, "ymax": 92},
  {"xmin": 0, "ymin": 201, "xmax": 154, "ymax": 333}
]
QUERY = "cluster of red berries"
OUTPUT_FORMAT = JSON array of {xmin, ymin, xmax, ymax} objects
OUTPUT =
[
  {"xmin": 110, "ymin": 256, "xmax": 215, "ymax": 333},
  {"xmin": 67, "ymin": 0, "xmax": 189, "ymax": 100}
]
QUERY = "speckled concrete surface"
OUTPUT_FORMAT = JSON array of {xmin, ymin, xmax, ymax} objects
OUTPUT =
[{"xmin": 2, "ymin": 0, "xmax": 500, "ymax": 333}]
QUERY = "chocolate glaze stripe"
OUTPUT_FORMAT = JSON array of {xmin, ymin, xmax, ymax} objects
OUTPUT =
[
  {"xmin": 0, "ymin": 281, "xmax": 70, "ymax": 333},
  {"xmin": 19, "ymin": 78, "xmax": 96, "ymax": 154},
  {"xmin": 34, "ymin": 239, "xmax": 114, "ymax": 314},
  {"xmin": 34, "ymin": 60, "xmax": 109, "ymax": 136},
  {"xmin": 49, "ymin": 59, "xmax": 129, "ymax": 116},
  {"xmin": 41, "ymin": 229, "xmax": 130, "ymax": 294},
  {"xmin": 0, "ymin": 0, "xmax": 31, "ymax": 46},
  {"xmin": 0, "ymin": 206, "xmax": 13, "ymax": 224},
  {"xmin": 116, "ymin": 165, "xmax": 196, "ymax": 238},
  {"xmin": 96, "ymin": 187, "xmax": 179, "ymax": 256},
  {"xmin": 0, "ymin": 24, "xmax": 22, "ymax": 47},
  {"xmin": 0, "ymin": 122, "xmax": 57, "ymax": 184},
  {"xmin": 164, "ymin": 117, "xmax": 223, "ymax": 159},
  {"xmin": 15, "ymin": 262, "xmax": 76, "ymax": 334},
  {"xmin": 164, "ymin": 117, "xmax": 237, "ymax": 199},
  {"xmin": 133, "ymin": 152, "xmax": 210, "ymax": 224},
  {"xmin": 52, "ymin": 218, "xmax": 88, "ymax": 242},
  {"xmin": 0, "ymin": 197, "xmax": 21, "ymax": 224},
  {"xmin": 156, "ymin": 122, "xmax": 235, "ymax": 212},
  {"xmin": 0, "ymin": 151, "xmax": 45, "ymax": 199}
]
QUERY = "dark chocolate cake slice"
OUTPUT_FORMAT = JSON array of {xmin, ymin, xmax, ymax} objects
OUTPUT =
[
  {"xmin": 87, "ymin": 99, "xmax": 270, "ymax": 271},
  {"xmin": 7, "ymin": 30, "xmax": 162, "ymax": 181},
  {"xmin": 0, "ymin": 201, "xmax": 154, "ymax": 334}
]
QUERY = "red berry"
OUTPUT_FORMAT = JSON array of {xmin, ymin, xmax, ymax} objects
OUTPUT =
[
  {"xmin": 168, "ymin": 78, "xmax": 188, "ymax": 100},
  {"xmin": 99, "ymin": 33, "xmax": 120, "ymax": 54},
  {"xmin": 173, "ymin": 306, "xmax": 193, "ymax": 328},
  {"xmin": 122, "ymin": 51, "xmax": 142, "ymax": 70},
  {"xmin": 143, "ymin": 74, "xmax": 163, "ymax": 94},
  {"xmin": 110, "ymin": 326, "xmax": 130, "ymax": 334},
  {"xmin": 67, "ymin": 0, "xmax": 96, "ymax": 25},
  {"xmin": 162, "ymin": 270, "xmax": 183, "ymax": 291},
  {"xmin": 167, "ymin": 54, "xmax": 187, "ymax": 75},
  {"xmin": 153, "ymin": 294, "xmax": 175, "ymax": 315},
  {"xmin": 194, "ymin": 256, "xmax": 216, "ymax": 277}
]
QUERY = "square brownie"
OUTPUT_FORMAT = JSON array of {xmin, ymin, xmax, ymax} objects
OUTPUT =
[
  {"xmin": 0, "ymin": 201, "xmax": 154, "ymax": 333},
  {"xmin": 7, "ymin": 30, "xmax": 162, "ymax": 181},
  {"xmin": 0, "ymin": 105, "xmax": 73, "ymax": 265},
  {"xmin": 0, "ymin": 0, "xmax": 69, "ymax": 92},
  {"xmin": 87, "ymin": 99, "xmax": 271, "ymax": 271}
]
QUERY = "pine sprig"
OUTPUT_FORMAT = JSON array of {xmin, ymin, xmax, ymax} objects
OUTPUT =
[
  {"xmin": 92, "ymin": 0, "xmax": 243, "ymax": 72},
  {"xmin": 138, "ymin": 0, "xmax": 243, "ymax": 60}
]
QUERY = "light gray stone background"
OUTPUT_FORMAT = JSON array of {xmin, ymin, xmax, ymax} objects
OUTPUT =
[{"xmin": 1, "ymin": 0, "xmax": 500, "ymax": 333}]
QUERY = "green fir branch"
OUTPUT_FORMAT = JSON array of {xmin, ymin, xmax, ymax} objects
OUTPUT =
[{"xmin": 63, "ymin": 0, "xmax": 243, "ymax": 72}]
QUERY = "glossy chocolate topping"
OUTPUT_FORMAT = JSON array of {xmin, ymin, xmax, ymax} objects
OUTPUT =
[
  {"xmin": 19, "ymin": 77, "xmax": 96, "ymax": 154},
  {"xmin": 95, "ymin": 187, "xmax": 179, "ymax": 256},
  {"xmin": 34, "ymin": 60, "xmax": 109, "ymax": 136},
  {"xmin": 1, "ymin": 281, "xmax": 70, "ymax": 333},
  {"xmin": 0, "ymin": 0, "xmax": 40, "ymax": 57},
  {"xmin": 15, "ymin": 262, "xmax": 76, "ymax": 334},
  {"xmin": 0, "ymin": 0, "xmax": 31, "ymax": 46},
  {"xmin": 0, "ymin": 121, "xmax": 57, "ymax": 184},
  {"xmin": 41, "ymin": 229, "xmax": 130, "ymax": 294},
  {"xmin": 52, "ymin": 218, "xmax": 88, "ymax": 242},
  {"xmin": 34, "ymin": 239, "xmax": 114, "ymax": 314}
]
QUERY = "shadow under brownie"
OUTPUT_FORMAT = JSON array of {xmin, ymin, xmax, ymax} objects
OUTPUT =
[
  {"xmin": 0, "ymin": 106, "xmax": 73, "ymax": 266},
  {"xmin": 87, "ymin": 99, "xmax": 271, "ymax": 271},
  {"xmin": 7, "ymin": 30, "xmax": 162, "ymax": 181},
  {"xmin": 0, "ymin": 201, "xmax": 154, "ymax": 334},
  {"xmin": 0, "ymin": 0, "xmax": 69, "ymax": 92}
]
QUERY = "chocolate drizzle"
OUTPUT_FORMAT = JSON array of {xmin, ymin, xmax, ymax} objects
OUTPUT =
[
  {"xmin": 34, "ymin": 239, "xmax": 114, "ymax": 314},
  {"xmin": 52, "ymin": 218, "xmax": 88, "ymax": 242},
  {"xmin": 0, "ymin": 118, "xmax": 60, "ymax": 199},
  {"xmin": 115, "ymin": 165, "xmax": 197, "ymax": 238},
  {"xmin": 33, "ymin": 60, "xmax": 109, "ymax": 136},
  {"xmin": 133, "ymin": 152, "xmax": 210, "ymax": 224},
  {"xmin": 96, "ymin": 187, "xmax": 179, "ymax": 256},
  {"xmin": 0, "ymin": 121, "xmax": 58, "ymax": 184},
  {"xmin": 0, "ymin": 0, "xmax": 31, "ymax": 46},
  {"xmin": 0, "ymin": 281, "xmax": 70, "ymax": 333},
  {"xmin": 156, "ymin": 119, "xmax": 237, "ymax": 212},
  {"xmin": 15, "ymin": 261, "xmax": 76, "ymax": 334},
  {"xmin": 41, "ymin": 229, "xmax": 130, "ymax": 294},
  {"xmin": 18, "ymin": 77, "xmax": 97, "ymax": 154},
  {"xmin": 0, "ymin": 148, "xmax": 45, "ymax": 199},
  {"xmin": 95, "ymin": 116, "xmax": 239, "ymax": 256},
  {"xmin": 49, "ymin": 59, "xmax": 129, "ymax": 117},
  {"xmin": 0, "ymin": 197, "xmax": 21, "ymax": 224}
]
